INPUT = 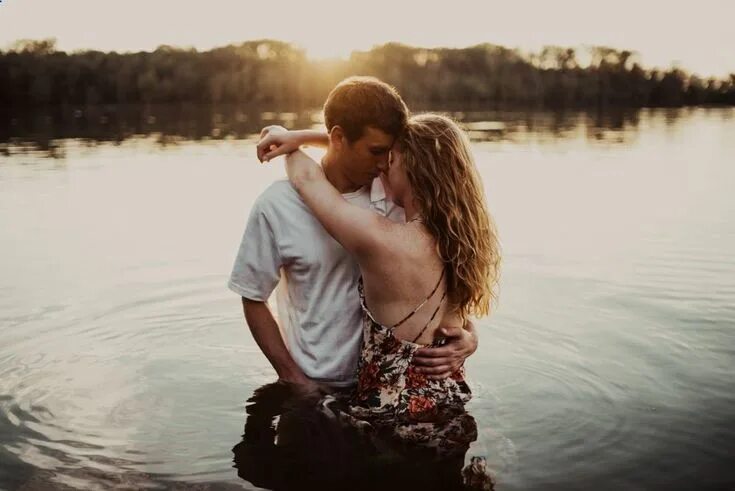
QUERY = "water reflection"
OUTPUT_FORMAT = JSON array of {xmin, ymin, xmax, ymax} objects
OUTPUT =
[
  {"xmin": 1, "ymin": 105, "xmax": 320, "ymax": 158},
  {"xmin": 0, "ymin": 104, "xmax": 655, "ymax": 158},
  {"xmin": 232, "ymin": 382, "xmax": 496, "ymax": 491}
]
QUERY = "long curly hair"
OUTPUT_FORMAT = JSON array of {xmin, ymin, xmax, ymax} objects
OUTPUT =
[{"xmin": 399, "ymin": 113, "xmax": 501, "ymax": 318}]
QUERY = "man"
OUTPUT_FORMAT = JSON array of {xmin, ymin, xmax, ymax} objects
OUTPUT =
[{"xmin": 228, "ymin": 76, "xmax": 477, "ymax": 390}]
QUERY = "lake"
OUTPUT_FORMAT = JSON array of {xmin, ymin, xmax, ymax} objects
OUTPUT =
[{"xmin": 1, "ymin": 106, "xmax": 734, "ymax": 490}]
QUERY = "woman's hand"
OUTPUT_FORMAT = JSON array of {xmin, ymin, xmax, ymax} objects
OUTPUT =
[
  {"xmin": 257, "ymin": 127, "xmax": 329, "ymax": 162},
  {"xmin": 412, "ymin": 320, "xmax": 479, "ymax": 379},
  {"xmin": 256, "ymin": 125, "xmax": 292, "ymax": 162}
]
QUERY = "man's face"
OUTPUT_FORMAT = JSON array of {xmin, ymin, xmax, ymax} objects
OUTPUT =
[{"xmin": 336, "ymin": 126, "xmax": 395, "ymax": 187}]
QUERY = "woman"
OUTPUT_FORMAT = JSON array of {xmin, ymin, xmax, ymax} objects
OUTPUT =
[{"xmin": 263, "ymin": 114, "xmax": 500, "ymax": 445}]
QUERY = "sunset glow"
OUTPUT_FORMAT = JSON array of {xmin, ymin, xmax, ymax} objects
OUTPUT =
[{"xmin": 0, "ymin": 0, "xmax": 733, "ymax": 77}]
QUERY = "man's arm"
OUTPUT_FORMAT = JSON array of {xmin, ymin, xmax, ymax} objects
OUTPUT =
[
  {"xmin": 412, "ymin": 320, "xmax": 479, "ymax": 380},
  {"xmin": 241, "ymin": 298, "xmax": 314, "ymax": 386},
  {"xmin": 229, "ymin": 191, "xmax": 317, "ymax": 389}
]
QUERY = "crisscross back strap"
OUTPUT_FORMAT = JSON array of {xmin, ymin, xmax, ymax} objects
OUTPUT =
[
  {"xmin": 389, "ymin": 269, "xmax": 445, "ymax": 330},
  {"xmin": 410, "ymin": 290, "xmax": 447, "ymax": 344}
]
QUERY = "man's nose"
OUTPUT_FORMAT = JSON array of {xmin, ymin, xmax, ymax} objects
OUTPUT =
[{"xmin": 376, "ymin": 157, "xmax": 389, "ymax": 172}]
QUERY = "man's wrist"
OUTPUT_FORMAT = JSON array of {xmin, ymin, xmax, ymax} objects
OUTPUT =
[{"xmin": 277, "ymin": 367, "xmax": 309, "ymax": 384}]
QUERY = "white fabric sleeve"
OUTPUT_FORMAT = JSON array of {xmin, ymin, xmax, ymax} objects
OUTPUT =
[{"xmin": 228, "ymin": 197, "xmax": 282, "ymax": 302}]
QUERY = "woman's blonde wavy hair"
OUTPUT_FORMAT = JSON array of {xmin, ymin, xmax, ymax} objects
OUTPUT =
[{"xmin": 399, "ymin": 113, "xmax": 501, "ymax": 319}]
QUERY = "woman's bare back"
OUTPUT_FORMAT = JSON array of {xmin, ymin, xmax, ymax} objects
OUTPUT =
[{"xmin": 357, "ymin": 220, "xmax": 463, "ymax": 344}]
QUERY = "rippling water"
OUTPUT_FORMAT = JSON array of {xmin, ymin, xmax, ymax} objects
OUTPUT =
[{"xmin": 1, "ymin": 108, "xmax": 734, "ymax": 490}]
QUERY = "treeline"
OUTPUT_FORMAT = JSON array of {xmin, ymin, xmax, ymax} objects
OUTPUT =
[{"xmin": 2, "ymin": 39, "xmax": 734, "ymax": 109}]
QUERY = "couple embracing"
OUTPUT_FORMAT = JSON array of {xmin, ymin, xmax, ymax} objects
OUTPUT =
[{"xmin": 229, "ymin": 76, "xmax": 500, "ymax": 456}]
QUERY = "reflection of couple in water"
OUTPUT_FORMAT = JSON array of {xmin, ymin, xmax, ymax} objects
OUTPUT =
[
  {"xmin": 228, "ymin": 76, "xmax": 500, "ymax": 490},
  {"xmin": 233, "ymin": 381, "xmax": 494, "ymax": 490}
]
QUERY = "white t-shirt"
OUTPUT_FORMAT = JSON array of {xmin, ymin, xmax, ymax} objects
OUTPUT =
[{"xmin": 228, "ymin": 177, "xmax": 405, "ymax": 387}]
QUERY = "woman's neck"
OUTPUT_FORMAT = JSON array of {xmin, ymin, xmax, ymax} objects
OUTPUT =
[{"xmin": 402, "ymin": 198, "xmax": 421, "ymax": 223}]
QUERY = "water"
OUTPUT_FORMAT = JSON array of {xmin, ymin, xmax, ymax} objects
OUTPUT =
[{"xmin": 1, "ymin": 107, "xmax": 734, "ymax": 490}]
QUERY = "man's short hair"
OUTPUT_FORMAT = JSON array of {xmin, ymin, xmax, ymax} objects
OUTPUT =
[{"xmin": 323, "ymin": 76, "xmax": 409, "ymax": 142}]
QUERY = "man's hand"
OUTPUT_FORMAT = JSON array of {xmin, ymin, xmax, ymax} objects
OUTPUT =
[
  {"xmin": 278, "ymin": 375, "xmax": 325, "ymax": 399},
  {"xmin": 256, "ymin": 125, "xmax": 298, "ymax": 163},
  {"xmin": 412, "ymin": 320, "xmax": 478, "ymax": 380}
]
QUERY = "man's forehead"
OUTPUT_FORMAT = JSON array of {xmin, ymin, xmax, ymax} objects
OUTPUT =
[{"xmin": 361, "ymin": 126, "xmax": 395, "ymax": 146}]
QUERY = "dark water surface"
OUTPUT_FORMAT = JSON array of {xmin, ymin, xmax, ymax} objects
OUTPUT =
[{"xmin": 1, "ymin": 107, "xmax": 734, "ymax": 490}]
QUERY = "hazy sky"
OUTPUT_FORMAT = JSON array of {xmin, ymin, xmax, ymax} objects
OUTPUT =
[{"xmin": 1, "ymin": 0, "xmax": 733, "ymax": 77}]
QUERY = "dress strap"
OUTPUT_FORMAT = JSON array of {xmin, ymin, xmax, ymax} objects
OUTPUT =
[
  {"xmin": 390, "ymin": 269, "xmax": 445, "ymax": 330},
  {"xmin": 410, "ymin": 290, "xmax": 447, "ymax": 344}
]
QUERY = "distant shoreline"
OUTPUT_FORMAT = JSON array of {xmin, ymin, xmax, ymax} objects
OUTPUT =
[{"xmin": 2, "ymin": 39, "xmax": 734, "ymax": 110}]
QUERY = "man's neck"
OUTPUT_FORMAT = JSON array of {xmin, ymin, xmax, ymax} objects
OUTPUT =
[{"xmin": 321, "ymin": 155, "xmax": 362, "ymax": 194}]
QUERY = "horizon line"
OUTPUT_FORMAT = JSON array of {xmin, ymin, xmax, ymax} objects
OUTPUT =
[{"xmin": 3, "ymin": 37, "xmax": 733, "ymax": 80}]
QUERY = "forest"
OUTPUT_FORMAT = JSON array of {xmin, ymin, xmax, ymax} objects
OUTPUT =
[{"xmin": 2, "ymin": 39, "xmax": 734, "ymax": 109}]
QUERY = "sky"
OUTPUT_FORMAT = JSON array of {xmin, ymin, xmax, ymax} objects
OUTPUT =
[{"xmin": 0, "ymin": 0, "xmax": 733, "ymax": 77}]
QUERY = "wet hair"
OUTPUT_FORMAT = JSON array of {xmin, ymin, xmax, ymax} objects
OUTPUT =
[
  {"xmin": 400, "ymin": 113, "xmax": 501, "ymax": 318},
  {"xmin": 324, "ymin": 76, "xmax": 409, "ymax": 142}
]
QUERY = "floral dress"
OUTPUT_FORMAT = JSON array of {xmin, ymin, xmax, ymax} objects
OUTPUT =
[{"xmin": 335, "ymin": 271, "xmax": 475, "ymax": 455}]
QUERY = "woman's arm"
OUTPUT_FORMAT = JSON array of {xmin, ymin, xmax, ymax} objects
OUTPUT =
[
  {"xmin": 285, "ymin": 149, "xmax": 389, "ymax": 257},
  {"xmin": 257, "ymin": 127, "xmax": 329, "ymax": 162}
]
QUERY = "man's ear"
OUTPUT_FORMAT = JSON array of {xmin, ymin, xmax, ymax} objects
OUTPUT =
[{"xmin": 329, "ymin": 126, "xmax": 345, "ymax": 150}]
